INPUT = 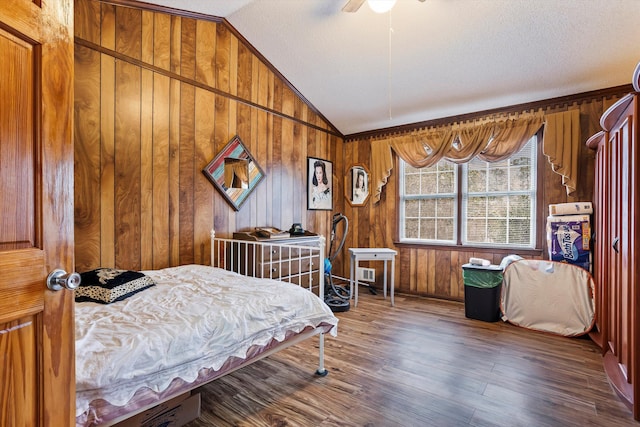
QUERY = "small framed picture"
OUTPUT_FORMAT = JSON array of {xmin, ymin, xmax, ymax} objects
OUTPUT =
[
  {"xmin": 307, "ymin": 156, "xmax": 333, "ymax": 211},
  {"xmin": 346, "ymin": 164, "xmax": 370, "ymax": 206}
]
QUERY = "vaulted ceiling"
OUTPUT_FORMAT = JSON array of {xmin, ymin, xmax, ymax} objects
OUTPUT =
[{"xmin": 143, "ymin": 0, "xmax": 640, "ymax": 136}]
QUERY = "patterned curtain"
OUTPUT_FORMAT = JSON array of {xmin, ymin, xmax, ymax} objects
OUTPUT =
[
  {"xmin": 542, "ymin": 109, "xmax": 581, "ymax": 195},
  {"xmin": 370, "ymin": 114, "xmax": 545, "ymax": 203}
]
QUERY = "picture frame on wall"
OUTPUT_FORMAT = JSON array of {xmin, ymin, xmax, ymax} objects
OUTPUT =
[
  {"xmin": 202, "ymin": 135, "xmax": 265, "ymax": 211},
  {"xmin": 345, "ymin": 164, "xmax": 370, "ymax": 207},
  {"xmin": 307, "ymin": 156, "xmax": 333, "ymax": 211}
]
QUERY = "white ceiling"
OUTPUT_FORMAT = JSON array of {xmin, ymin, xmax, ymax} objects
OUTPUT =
[{"xmin": 143, "ymin": 0, "xmax": 640, "ymax": 136}]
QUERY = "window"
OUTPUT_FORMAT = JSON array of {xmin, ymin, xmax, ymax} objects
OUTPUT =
[
  {"xmin": 401, "ymin": 160, "xmax": 458, "ymax": 243},
  {"xmin": 399, "ymin": 136, "xmax": 538, "ymax": 248}
]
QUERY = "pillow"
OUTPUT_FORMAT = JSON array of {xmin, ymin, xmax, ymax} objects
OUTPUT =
[{"xmin": 75, "ymin": 268, "xmax": 156, "ymax": 304}]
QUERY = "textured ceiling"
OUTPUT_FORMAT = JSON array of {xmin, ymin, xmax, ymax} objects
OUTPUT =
[{"xmin": 143, "ymin": 0, "xmax": 640, "ymax": 136}]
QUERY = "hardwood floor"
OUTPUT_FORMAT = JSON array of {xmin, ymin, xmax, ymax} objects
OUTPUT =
[{"xmin": 185, "ymin": 292, "xmax": 636, "ymax": 426}]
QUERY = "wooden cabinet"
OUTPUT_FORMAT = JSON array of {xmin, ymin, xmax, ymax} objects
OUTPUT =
[
  {"xmin": 225, "ymin": 232, "xmax": 325, "ymax": 289},
  {"xmin": 587, "ymin": 92, "xmax": 640, "ymax": 419}
]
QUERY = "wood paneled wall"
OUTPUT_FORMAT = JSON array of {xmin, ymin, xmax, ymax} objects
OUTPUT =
[
  {"xmin": 73, "ymin": 0, "xmax": 341, "ymax": 272},
  {"xmin": 337, "ymin": 96, "xmax": 626, "ymax": 301},
  {"xmin": 73, "ymin": 0, "xmax": 629, "ymax": 302}
]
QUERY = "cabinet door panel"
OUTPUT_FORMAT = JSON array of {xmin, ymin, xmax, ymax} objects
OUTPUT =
[
  {"xmin": 607, "ymin": 128, "xmax": 621, "ymax": 359},
  {"xmin": 592, "ymin": 139, "xmax": 608, "ymax": 348},
  {"xmin": 618, "ymin": 115, "xmax": 632, "ymax": 382}
]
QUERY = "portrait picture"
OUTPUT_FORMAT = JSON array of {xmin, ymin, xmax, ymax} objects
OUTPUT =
[
  {"xmin": 307, "ymin": 157, "xmax": 333, "ymax": 210},
  {"xmin": 351, "ymin": 166, "xmax": 369, "ymax": 205}
]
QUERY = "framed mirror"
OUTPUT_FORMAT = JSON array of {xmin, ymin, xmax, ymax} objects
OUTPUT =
[
  {"xmin": 202, "ymin": 135, "xmax": 265, "ymax": 211},
  {"xmin": 345, "ymin": 164, "xmax": 370, "ymax": 206}
]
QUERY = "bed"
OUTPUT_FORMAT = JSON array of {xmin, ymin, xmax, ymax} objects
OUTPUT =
[{"xmin": 75, "ymin": 232, "xmax": 338, "ymax": 427}]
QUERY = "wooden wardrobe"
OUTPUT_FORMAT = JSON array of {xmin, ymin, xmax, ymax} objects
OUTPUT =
[{"xmin": 587, "ymin": 70, "xmax": 640, "ymax": 419}]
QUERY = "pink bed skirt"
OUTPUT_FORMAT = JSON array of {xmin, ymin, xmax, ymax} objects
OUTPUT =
[{"xmin": 77, "ymin": 323, "xmax": 334, "ymax": 427}]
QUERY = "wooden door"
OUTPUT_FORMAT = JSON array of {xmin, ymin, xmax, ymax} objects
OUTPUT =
[{"xmin": 0, "ymin": 1, "xmax": 75, "ymax": 426}]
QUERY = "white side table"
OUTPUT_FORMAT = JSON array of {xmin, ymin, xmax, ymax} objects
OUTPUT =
[{"xmin": 349, "ymin": 248, "xmax": 397, "ymax": 307}]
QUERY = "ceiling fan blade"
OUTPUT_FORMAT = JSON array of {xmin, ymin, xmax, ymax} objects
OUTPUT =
[{"xmin": 342, "ymin": 0, "xmax": 366, "ymax": 13}]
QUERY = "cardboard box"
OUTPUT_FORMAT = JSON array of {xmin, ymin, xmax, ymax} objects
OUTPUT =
[
  {"xmin": 548, "ymin": 202, "xmax": 593, "ymax": 216},
  {"xmin": 546, "ymin": 215, "xmax": 591, "ymax": 268},
  {"xmin": 142, "ymin": 394, "xmax": 200, "ymax": 427},
  {"xmin": 114, "ymin": 393, "xmax": 200, "ymax": 427}
]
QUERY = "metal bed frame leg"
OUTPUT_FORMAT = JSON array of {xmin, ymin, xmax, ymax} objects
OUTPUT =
[
  {"xmin": 316, "ymin": 235, "xmax": 328, "ymax": 376},
  {"xmin": 315, "ymin": 333, "xmax": 328, "ymax": 376}
]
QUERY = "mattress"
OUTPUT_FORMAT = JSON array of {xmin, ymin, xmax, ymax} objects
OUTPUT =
[{"xmin": 75, "ymin": 264, "xmax": 338, "ymax": 423}]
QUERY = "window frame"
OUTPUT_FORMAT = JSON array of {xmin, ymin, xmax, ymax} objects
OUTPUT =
[
  {"xmin": 397, "ymin": 132, "xmax": 545, "ymax": 252},
  {"xmin": 399, "ymin": 160, "xmax": 459, "ymax": 245}
]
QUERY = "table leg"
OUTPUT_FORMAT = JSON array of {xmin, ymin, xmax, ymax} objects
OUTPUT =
[
  {"xmin": 383, "ymin": 260, "xmax": 388, "ymax": 299},
  {"xmin": 354, "ymin": 257, "xmax": 359, "ymax": 307},
  {"xmin": 391, "ymin": 256, "xmax": 395, "ymax": 306},
  {"xmin": 349, "ymin": 255, "xmax": 354, "ymax": 301}
]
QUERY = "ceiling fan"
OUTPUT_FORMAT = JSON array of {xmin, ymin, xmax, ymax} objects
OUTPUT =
[{"xmin": 342, "ymin": 0, "xmax": 425, "ymax": 14}]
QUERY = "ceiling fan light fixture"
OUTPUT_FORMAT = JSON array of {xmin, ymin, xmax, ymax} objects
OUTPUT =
[{"xmin": 367, "ymin": 0, "xmax": 397, "ymax": 13}]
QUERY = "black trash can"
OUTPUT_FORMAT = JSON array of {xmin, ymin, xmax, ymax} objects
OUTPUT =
[{"xmin": 462, "ymin": 263, "xmax": 503, "ymax": 322}]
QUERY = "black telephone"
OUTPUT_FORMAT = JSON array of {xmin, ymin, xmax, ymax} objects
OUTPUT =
[{"xmin": 289, "ymin": 223, "xmax": 305, "ymax": 235}]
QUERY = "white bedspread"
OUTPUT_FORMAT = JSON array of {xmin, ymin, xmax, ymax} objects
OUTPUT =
[{"xmin": 75, "ymin": 264, "xmax": 338, "ymax": 417}]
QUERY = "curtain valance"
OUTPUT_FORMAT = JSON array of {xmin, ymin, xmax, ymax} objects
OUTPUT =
[
  {"xmin": 370, "ymin": 114, "xmax": 546, "ymax": 202},
  {"xmin": 542, "ymin": 109, "xmax": 581, "ymax": 196}
]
